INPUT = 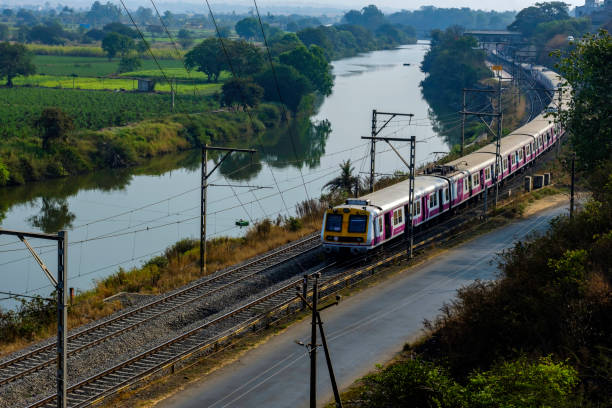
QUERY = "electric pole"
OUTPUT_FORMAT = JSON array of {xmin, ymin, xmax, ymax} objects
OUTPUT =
[
  {"xmin": 368, "ymin": 110, "xmax": 414, "ymax": 192},
  {"xmin": 361, "ymin": 135, "xmax": 416, "ymax": 257},
  {"xmin": 570, "ymin": 152, "xmax": 575, "ymax": 219},
  {"xmin": 200, "ymin": 145, "xmax": 258, "ymax": 275},
  {"xmin": 0, "ymin": 229, "xmax": 68, "ymax": 408},
  {"xmin": 296, "ymin": 274, "xmax": 343, "ymax": 408}
]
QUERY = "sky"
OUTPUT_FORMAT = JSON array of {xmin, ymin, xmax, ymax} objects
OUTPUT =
[{"xmin": 0, "ymin": 0, "xmax": 587, "ymax": 13}]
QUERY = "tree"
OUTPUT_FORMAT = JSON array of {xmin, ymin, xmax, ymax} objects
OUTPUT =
[
  {"xmin": 177, "ymin": 29, "xmax": 193, "ymax": 49},
  {"xmin": 235, "ymin": 17, "xmax": 259, "ymax": 39},
  {"xmin": 0, "ymin": 42, "xmax": 35, "ymax": 87},
  {"xmin": 2, "ymin": 9, "xmax": 13, "ymax": 18},
  {"xmin": 185, "ymin": 38, "xmax": 225, "ymax": 82},
  {"xmin": 27, "ymin": 22, "xmax": 67, "ymax": 45},
  {"xmin": 102, "ymin": 32, "xmax": 134, "ymax": 60},
  {"xmin": 34, "ymin": 108, "xmax": 74, "ymax": 151},
  {"xmin": 102, "ymin": 22, "xmax": 138, "ymax": 38},
  {"xmin": 226, "ymin": 39, "xmax": 264, "ymax": 76},
  {"xmin": 323, "ymin": 159, "xmax": 360, "ymax": 195},
  {"xmin": 554, "ymin": 30, "xmax": 612, "ymax": 172},
  {"xmin": 86, "ymin": 1, "xmax": 122, "ymax": 26},
  {"xmin": 221, "ymin": 77, "xmax": 263, "ymax": 110},
  {"xmin": 508, "ymin": 2, "xmax": 570, "ymax": 37},
  {"xmin": 85, "ymin": 28, "xmax": 106, "ymax": 41},
  {"xmin": 118, "ymin": 54, "xmax": 141, "ymax": 73},
  {"xmin": 269, "ymin": 32, "xmax": 303, "ymax": 56},
  {"xmin": 0, "ymin": 23, "xmax": 8, "ymax": 41},
  {"xmin": 279, "ymin": 45, "xmax": 332, "ymax": 95},
  {"xmin": 254, "ymin": 64, "xmax": 312, "ymax": 111}
]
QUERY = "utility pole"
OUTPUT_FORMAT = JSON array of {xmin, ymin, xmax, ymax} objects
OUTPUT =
[
  {"xmin": 408, "ymin": 136, "xmax": 416, "ymax": 258},
  {"xmin": 570, "ymin": 152, "xmax": 575, "ymax": 219},
  {"xmin": 368, "ymin": 110, "xmax": 414, "ymax": 192},
  {"xmin": 495, "ymin": 69, "xmax": 503, "ymax": 207},
  {"xmin": 361, "ymin": 135, "xmax": 416, "ymax": 257},
  {"xmin": 309, "ymin": 273, "xmax": 318, "ymax": 408},
  {"xmin": 200, "ymin": 145, "xmax": 257, "ymax": 275},
  {"xmin": 0, "ymin": 229, "xmax": 68, "ymax": 408},
  {"xmin": 461, "ymin": 90, "xmax": 466, "ymax": 155},
  {"xmin": 296, "ymin": 274, "xmax": 343, "ymax": 408},
  {"xmin": 459, "ymin": 88, "xmax": 501, "ymax": 209}
]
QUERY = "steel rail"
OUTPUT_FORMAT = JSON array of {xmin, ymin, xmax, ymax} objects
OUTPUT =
[
  {"xmin": 0, "ymin": 233, "xmax": 321, "ymax": 386},
  {"xmin": 23, "ymin": 142, "xmax": 562, "ymax": 408}
]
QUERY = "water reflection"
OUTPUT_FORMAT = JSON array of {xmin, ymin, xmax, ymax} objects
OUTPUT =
[
  {"xmin": 0, "ymin": 116, "xmax": 331, "ymax": 227},
  {"xmin": 28, "ymin": 198, "xmax": 76, "ymax": 233}
]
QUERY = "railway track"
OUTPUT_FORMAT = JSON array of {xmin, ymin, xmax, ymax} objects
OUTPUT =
[
  {"xmin": 24, "ymin": 149, "xmax": 565, "ymax": 408},
  {"xmin": 3, "ymin": 128, "xmax": 565, "ymax": 408},
  {"xmin": 0, "ymin": 233, "xmax": 321, "ymax": 387}
]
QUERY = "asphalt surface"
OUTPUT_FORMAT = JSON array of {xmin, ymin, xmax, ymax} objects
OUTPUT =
[{"xmin": 158, "ymin": 204, "xmax": 568, "ymax": 408}]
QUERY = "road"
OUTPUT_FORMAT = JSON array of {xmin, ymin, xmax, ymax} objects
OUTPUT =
[{"xmin": 158, "ymin": 204, "xmax": 568, "ymax": 408}]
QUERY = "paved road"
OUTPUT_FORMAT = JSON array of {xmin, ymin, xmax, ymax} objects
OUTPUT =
[{"xmin": 159, "ymin": 205, "xmax": 568, "ymax": 408}]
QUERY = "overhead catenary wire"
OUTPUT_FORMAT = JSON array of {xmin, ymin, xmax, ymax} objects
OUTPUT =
[
  {"xmin": 251, "ymin": 0, "xmax": 311, "ymax": 201},
  {"xmin": 203, "ymin": 0, "xmax": 290, "ymax": 217}
]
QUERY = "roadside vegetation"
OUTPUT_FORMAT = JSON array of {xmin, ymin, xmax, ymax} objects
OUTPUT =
[{"xmin": 333, "ymin": 29, "xmax": 612, "ymax": 408}]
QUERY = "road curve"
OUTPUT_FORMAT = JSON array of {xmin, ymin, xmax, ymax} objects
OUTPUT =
[{"xmin": 158, "ymin": 204, "xmax": 568, "ymax": 408}]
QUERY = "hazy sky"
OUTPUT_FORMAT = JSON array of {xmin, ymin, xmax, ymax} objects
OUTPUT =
[
  {"xmin": 225, "ymin": 0, "xmax": 585, "ymax": 12},
  {"xmin": 0, "ymin": 0, "xmax": 587, "ymax": 12}
]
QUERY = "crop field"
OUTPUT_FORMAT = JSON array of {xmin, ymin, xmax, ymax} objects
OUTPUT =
[
  {"xmin": 27, "ymin": 44, "xmax": 183, "ymax": 60},
  {"xmin": 0, "ymin": 87, "xmax": 215, "ymax": 140},
  {"xmin": 33, "ymin": 55, "xmax": 187, "ymax": 77},
  {"xmin": 12, "ymin": 75, "xmax": 221, "ymax": 94},
  {"xmin": 119, "ymin": 68, "xmax": 232, "ymax": 82}
]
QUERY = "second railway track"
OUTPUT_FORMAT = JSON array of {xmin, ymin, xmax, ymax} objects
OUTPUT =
[{"xmin": 0, "ymin": 233, "xmax": 321, "ymax": 387}]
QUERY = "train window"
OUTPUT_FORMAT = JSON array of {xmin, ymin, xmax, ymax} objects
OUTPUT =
[
  {"xmin": 511, "ymin": 154, "xmax": 516, "ymax": 165},
  {"xmin": 518, "ymin": 149, "xmax": 523, "ymax": 161},
  {"xmin": 444, "ymin": 188, "xmax": 449, "ymax": 203},
  {"xmin": 429, "ymin": 193, "xmax": 438, "ymax": 209},
  {"xmin": 416, "ymin": 201, "xmax": 421, "ymax": 216},
  {"xmin": 503, "ymin": 158, "xmax": 508, "ymax": 171},
  {"xmin": 348, "ymin": 215, "xmax": 368, "ymax": 233},
  {"xmin": 398, "ymin": 208, "xmax": 403, "ymax": 223},
  {"xmin": 463, "ymin": 177, "xmax": 469, "ymax": 193},
  {"xmin": 485, "ymin": 167, "xmax": 491, "ymax": 181},
  {"xmin": 472, "ymin": 173, "xmax": 480, "ymax": 187},
  {"xmin": 325, "ymin": 214, "xmax": 342, "ymax": 232},
  {"xmin": 378, "ymin": 217, "xmax": 383, "ymax": 233},
  {"xmin": 526, "ymin": 144, "xmax": 531, "ymax": 155},
  {"xmin": 452, "ymin": 182, "xmax": 457, "ymax": 200},
  {"xmin": 392, "ymin": 208, "xmax": 403, "ymax": 225}
]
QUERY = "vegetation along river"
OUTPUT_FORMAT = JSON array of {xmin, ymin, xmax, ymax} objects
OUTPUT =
[{"xmin": 0, "ymin": 41, "xmax": 450, "ymax": 307}]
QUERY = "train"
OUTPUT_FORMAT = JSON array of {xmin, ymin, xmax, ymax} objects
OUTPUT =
[{"xmin": 321, "ymin": 62, "xmax": 569, "ymax": 253}]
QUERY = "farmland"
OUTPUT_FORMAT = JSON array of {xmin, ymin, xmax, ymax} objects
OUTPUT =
[
  {"xmin": 0, "ymin": 87, "xmax": 214, "ymax": 140},
  {"xmin": 33, "ymin": 55, "xmax": 187, "ymax": 77}
]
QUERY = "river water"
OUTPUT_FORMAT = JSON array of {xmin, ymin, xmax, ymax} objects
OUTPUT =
[{"xmin": 0, "ymin": 41, "xmax": 450, "ymax": 307}]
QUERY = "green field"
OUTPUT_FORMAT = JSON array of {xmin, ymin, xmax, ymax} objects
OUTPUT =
[
  {"xmin": 0, "ymin": 87, "xmax": 216, "ymax": 141},
  {"xmin": 32, "ymin": 55, "xmax": 187, "ymax": 77},
  {"xmin": 13, "ymin": 75, "xmax": 221, "ymax": 94}
]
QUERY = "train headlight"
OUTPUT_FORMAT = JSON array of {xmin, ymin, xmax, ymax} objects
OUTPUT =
[{"xmin": 334, "ymin": 236, "xmax": 339, "ymax": 242}]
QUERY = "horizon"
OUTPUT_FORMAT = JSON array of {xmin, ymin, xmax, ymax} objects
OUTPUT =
[{"xmin": 0, "ymin": 0, "xmax": 586, "ymax": 14}]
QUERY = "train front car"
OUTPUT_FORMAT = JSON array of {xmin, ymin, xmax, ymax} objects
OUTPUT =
[{"xmin": 321, "ymin": 199, "xmax": 378, "ymax": 253}]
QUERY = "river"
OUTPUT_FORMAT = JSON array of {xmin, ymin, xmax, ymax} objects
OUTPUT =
[{"xmin": 0, "ymin": 40, "xmax": 450, "ymax": 307}]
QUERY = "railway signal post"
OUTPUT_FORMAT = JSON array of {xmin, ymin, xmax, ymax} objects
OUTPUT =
[{"xmin": 0, "ymin": 228, "xmax": 68, "ymax": 408}]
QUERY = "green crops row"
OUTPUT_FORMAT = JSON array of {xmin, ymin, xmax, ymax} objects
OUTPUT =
[{"xmin": 0, "ymin": 87, "xmax": 215, "ymax": 140}]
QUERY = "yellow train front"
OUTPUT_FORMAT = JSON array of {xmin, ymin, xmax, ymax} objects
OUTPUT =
[{"xmin": 321, "ymin": 200, "xmax": 379, "ymax": 253}]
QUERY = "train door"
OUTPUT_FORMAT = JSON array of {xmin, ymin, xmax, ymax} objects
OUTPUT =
[{"xmin": 384, "ymin": 212, "xmax": 392, "ymax": 239}]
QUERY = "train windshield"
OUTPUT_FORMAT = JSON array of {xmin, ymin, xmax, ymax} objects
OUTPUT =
[
  {"xmin": 348, "ymin": 215, "xmax": 368, "ymax": 233},
  {"xmin": 325, "ymin": 214, "xmax": 343, "ymax": 232}
]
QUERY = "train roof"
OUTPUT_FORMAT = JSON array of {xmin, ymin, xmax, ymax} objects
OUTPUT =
[{"xmin": 346, "ymin": 176, "xmax": 448, "ymax": 212}]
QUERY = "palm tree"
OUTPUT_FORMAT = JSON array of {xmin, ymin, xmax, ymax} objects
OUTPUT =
[{"xmin": 324, "ymin": 159, "xmax": 361, "ymax": 195}]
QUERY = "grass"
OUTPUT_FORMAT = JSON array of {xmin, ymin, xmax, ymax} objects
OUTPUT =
[
  {"xmin": 27, "ymin": 44, "xmax": 183, "ymax": 60},
  {"xmin": 0, "ymin": 210, "xmax": 325, "ymax": 357},
  {"xmin": 32, "ymin": 55, "xmax": 188, "ymax": 77},
  {"xmin": 12, "ymin": 75, "xmax": 222, "ymax": 94}
]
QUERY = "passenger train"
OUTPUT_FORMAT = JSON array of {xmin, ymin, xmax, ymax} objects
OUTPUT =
[{"xmin": 321, "ymin": 61, "xmax": 569, "ymax": 253}]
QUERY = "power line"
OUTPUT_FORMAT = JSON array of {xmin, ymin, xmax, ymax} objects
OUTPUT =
[
  {"xmin": 203, "ymin": 0, "xmax": 291, "ymax": 217},
  {"xmin": 251, "ymin": 0, "xmax": 311, "ymax": 201}
]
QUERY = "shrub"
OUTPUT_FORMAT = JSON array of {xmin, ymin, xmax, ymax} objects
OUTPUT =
[
  {"xmin": 284, "ymin": 216, "xmax": 302, "ymax": 232},
  {"xmin": 0, "ymin": 159, "xmax": 8, "ymax": 186}
]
